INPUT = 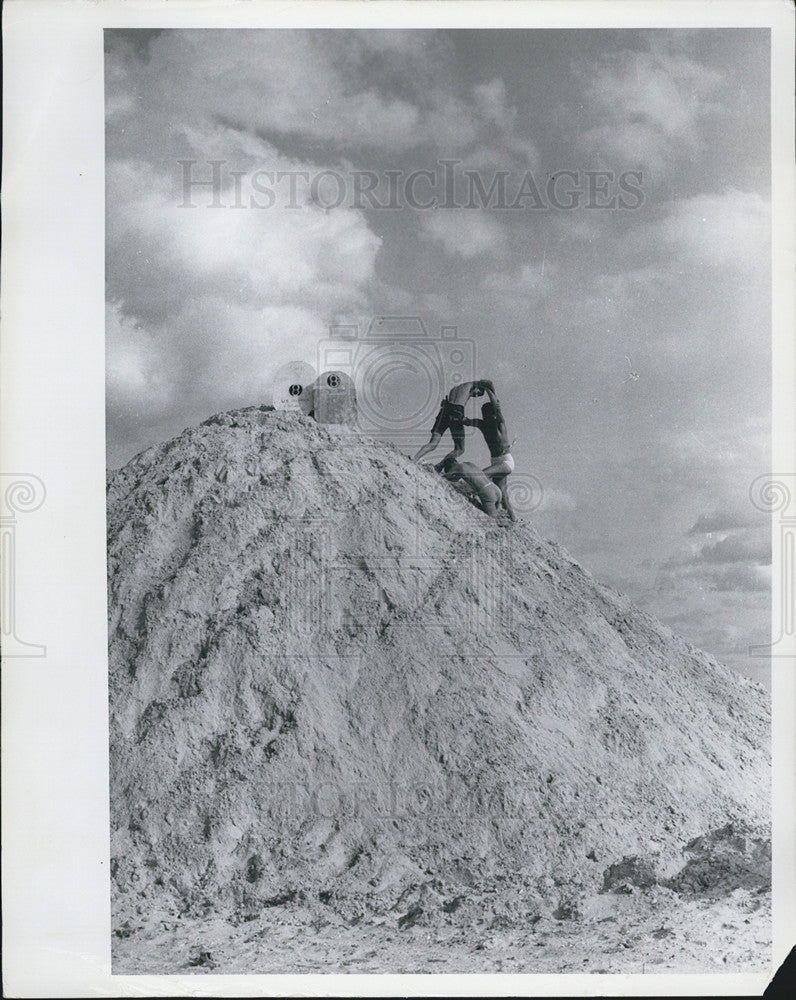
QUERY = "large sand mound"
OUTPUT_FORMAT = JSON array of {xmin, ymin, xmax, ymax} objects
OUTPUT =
[{"xmin": 107, "ymin": 406, "xmax": 769, "ymax": 958}]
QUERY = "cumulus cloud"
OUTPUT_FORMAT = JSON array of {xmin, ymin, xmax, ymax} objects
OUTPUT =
[
  {"xmin": 651, "ymin": 189, "xmax": 770, "ymax": 269},
  {"xmin": 483, "ymin": 261, "xmax": 557, "ymax": 293},
  {"xmin": 655, "ymin": 511, "xmax": 769, "ymax": 613},
  {"xmin": 583, "ymin": 189, "xmax": 770, "ymax": 313},
  {"xmin": 105, "ymin": 44, "xmax": 387, "ymax": 464},
  {"xmin": 104, "ymin": 28, "xmax": 554, "ymax": 463},
  {"xmin": 473, "ymin": 78, "xmax": 514, "ymax": 130},
  {"xmin": 687, "ymin": 507, "xmax": 760, "ymax": 535},
  {"xmin": 577, "ymin": 48, "xmax": 724, "ymax": 176},
  {"xmin": 105, "ymin": 29, "xmax": 519, "ymax": 157},
  {"xmin": 106, "ymin": 297, "xmax": 329, "ymax": 467},
  {"xmin": 105, "ymin": 138, "xmax": 381, "ymax": 452},
  {"xmin": 421, "ymin": 211, "xmax": 507, "ymax": 259},
  {"xmin": 109, "ymin": 31, "xmax": 417, "ymax": 152},
  {"xmin": 698, "ymin": 534, "xmax": 771, "ymax": 565},
  {"xmin": 707, "ymin": 564, "xmax": 769, "ymax": 593},
  {"xmin": 658, "ymin": 546, "xmax": 771, "ymax": 593},
  {"xmin": 476, "ymin": 262, "xmax": 557, "ymax": 321},
  {"xmin": 470, "ymin": 78, "xmax": 539, "ymax": 167},
  {"xmin": 665, "ymin": 423, "xmax": 770, "ymax": 480},
  {"xmin": 107, "ymin": 155, "xmax": 380, "ymax": 323}
]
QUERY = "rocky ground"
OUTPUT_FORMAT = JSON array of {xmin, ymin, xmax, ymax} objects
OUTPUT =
[
  {"xmin": 113, "ymin": 883, "xmax": 770, "ymax": 975},
  {"xmin": 107, "ymin": 407, "xmax": 771, "ymax": 974}
]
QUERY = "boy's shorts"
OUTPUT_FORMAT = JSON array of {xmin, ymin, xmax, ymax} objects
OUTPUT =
[{"xmin": 430, "ymin": 399, "xmax": 466, "ymax": 449}]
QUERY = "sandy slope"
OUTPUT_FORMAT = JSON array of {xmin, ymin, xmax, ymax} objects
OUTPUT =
[{"xmin": 107, "ymin": 406, "xmax": 770, "ymax": 973}]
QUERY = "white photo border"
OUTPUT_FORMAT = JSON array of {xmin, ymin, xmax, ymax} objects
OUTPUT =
[{"xmin": 2, "ymin": 1, "xmax": 793, "ymax": 996}]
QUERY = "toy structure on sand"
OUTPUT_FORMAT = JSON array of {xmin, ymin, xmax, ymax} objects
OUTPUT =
[{"xmin": 270, "ymin": 361, "xmax": 358, "ymax": 427}]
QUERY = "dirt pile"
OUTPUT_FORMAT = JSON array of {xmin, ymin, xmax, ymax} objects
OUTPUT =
[
  {"xmin": 663, "ymin": 822, "xmax": 771, "ymax": 896},
  {"xmin": 108, "ymin": 406, "xmax": 769, "ymax": 936}
]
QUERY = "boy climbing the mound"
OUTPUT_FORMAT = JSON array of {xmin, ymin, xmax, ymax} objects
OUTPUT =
[
  {"xmin": 463, "ymin": 379, "xmax": 516, "ymax": 521},
  {"xmin": 438, "ymin": 457, "xmax": 503, "ymax": 519},
  {"xmin": 412, "ymin": 380, "xmax": 486, "ymax": 469}
]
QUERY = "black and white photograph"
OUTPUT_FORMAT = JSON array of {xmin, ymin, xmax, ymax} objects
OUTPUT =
[
  {"xmin": 104, "ymin": 19, "xmax": 778, "ymax": 976},
  {"xmin": 2, "ymin": 1, "xmax": 795, "ymax": 995}
]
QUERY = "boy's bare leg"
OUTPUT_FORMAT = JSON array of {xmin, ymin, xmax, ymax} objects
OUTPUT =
[
  {"xmin": 412, "ymin": 433, "xmax": 442, "ymax": 463},
  {"xmin": 493, "ymin": 474, "xmax": 516, "ymax": 520},
  {"xmin": 483, "ymin": 455, "xmax": 513, "ymax": 477}
]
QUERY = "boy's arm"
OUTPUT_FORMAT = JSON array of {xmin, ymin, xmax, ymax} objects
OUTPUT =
[
  {"xmin": 480, "ymin": 380, "xmax": 500, "ymax": 407},
  {"xmin": 487, "ymin": 390, "xmax": 504, "ymax": 420}
]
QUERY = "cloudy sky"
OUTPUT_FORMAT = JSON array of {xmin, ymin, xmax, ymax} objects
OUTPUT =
[{"xmin": 105, "ymin": 28, "xmax": 771, "ymax": 683}]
